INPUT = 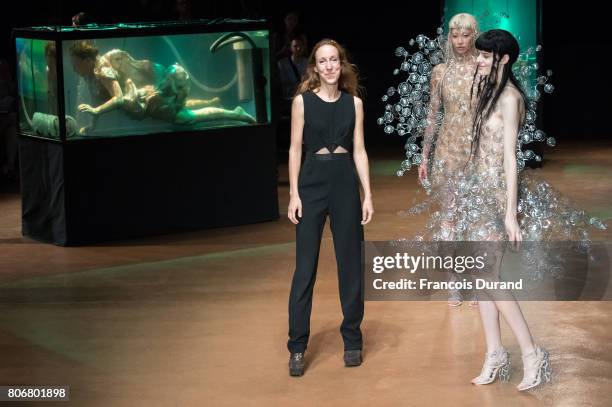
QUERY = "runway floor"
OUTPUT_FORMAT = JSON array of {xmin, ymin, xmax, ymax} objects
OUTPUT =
[{"xmin": 1, "ymin": 141, "xmax": 611, "ymax": 406}]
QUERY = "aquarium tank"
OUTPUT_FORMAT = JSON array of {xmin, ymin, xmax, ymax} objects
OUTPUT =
[{"xmin": 15, "ymin": 21, "xmax": 271, "ymax": 140}]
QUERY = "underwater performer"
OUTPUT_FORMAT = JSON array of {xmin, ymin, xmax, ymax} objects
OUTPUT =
[
  {"xmin": 120, "ymin": 63, "xmax": 254, "ymax": 125},
  {"xmin": 68, "ymin": 40, "xmax": 253, "ymax": 133}
]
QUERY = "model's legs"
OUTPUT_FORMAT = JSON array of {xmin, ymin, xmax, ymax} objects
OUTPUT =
[
  {"xmin": 472, "ymin": 298, "xmax": 511, "ymax": 385},
  {"xmin": 494, "ymin": 301, "xmax": 535, "ymax": 355},
  {"xmin": 175, "ymin": 106, "xmax": 255, "ymax": 124},
  {"xmin": 184, "ymin": 97, "xmax": 221, "ymax": 108},
  {"xmin": 478, "ymin": 300, "xmax": 503, "ymax": 353},
  {"xmin": 472, "ymin": 246, "xmax": 511, "ymax": 385}
]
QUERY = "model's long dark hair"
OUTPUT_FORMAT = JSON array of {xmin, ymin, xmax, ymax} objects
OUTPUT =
[{"xmin": 470, "ymin": 29, "xmax": 527, "ymax": 159}]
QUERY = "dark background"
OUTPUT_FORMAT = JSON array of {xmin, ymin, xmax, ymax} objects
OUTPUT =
[{"xmin": 1, "ymin": 0, "xmax": 609, "ymax": 149}]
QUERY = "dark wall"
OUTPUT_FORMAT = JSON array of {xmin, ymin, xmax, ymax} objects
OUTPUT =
[
  {"xmin": 2, "ymin": 0, "xmax": 608, "ymax": 145},
  {"xmin": 541, "ymin": 5, "xmax": 609, "ymax": 140}
]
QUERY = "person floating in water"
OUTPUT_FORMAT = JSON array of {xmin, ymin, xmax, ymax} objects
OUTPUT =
[
  {"xmin": 68, "ymin": 40, "xmax": 255, "ymax": 134},
  {"xmin": 120, "ymin": 63, "xmax": 255, "ymax": 125}
]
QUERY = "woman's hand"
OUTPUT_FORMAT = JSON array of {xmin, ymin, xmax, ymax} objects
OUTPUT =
[
  {"xmin": 361, "ymin": 196, "xmax": 374, "ymax": 225},
  {"xmin": 505, "ymin": 215, "xmax": 522, "ymax": 248},
  {"xmin": 78, "ymin": 104, "xmax": 99, "ymax": 115},
  {"xmin": 288, "ymin": 195, "xmax": 302, "ymax": 225},
  {"xmin": 418, "ymin": 161, "xmax": 428, "ymax": 185}
]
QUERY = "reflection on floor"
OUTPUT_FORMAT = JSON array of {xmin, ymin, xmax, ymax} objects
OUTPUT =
[{"xmin": 0, "ymin": 141, "xmax": 611, "ymax": 406}]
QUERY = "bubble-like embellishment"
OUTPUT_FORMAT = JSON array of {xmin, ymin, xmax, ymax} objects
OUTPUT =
[
  {"xmin": 526, "ymin": 110, "xmax": 536, "ymax": 124},
  {"xmin": 410, "ymin": 90, "xmax": 423, "ymax": 102},
  {"xmin": 522, "ymin": 133, "xmax": 532, "ymax": 143}
]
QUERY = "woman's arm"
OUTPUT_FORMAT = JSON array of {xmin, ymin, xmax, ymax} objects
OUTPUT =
[
  {"xmin": 353, "ymin": 96, "xmax": 374, "ymax": 225},
  {"xmin": 287, "ymin": 95, "xmax": 304, "ymax": 224},
  {"xmin": 418, "ymin": 63, "xmax": 445, "ymax": 183},
  {"xmin": 501, "ymin": 92, "xmax": 522, "ymax": 242},
  {"xmin": 78, "ymin": 77, "xmax": 125, "ymax": 116}
]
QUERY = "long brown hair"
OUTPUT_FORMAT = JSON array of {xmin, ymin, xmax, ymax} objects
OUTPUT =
[
  {"xmin": 68, "ymin": 40, "xmax": 99, "ymax": 60},
  {"xmin": 295, "ymin": 39, "xmax": 362, "ymax": 97}
]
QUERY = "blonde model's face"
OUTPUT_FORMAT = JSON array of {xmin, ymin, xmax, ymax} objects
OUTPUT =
[
  {"xmin": 314, "ymin": 44, "xmax": 341, "ymax": 85},
  {"xmin": 450, "ymin": 28, "xmax": 474, "ymax": 55}
]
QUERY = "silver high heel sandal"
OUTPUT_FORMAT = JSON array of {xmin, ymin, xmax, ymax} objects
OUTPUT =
[
  {"xmin": 517, "ymin": 345, "xmax": 552, "ymax": 391},
  {"xmin": 471, "ymin": 347, "xmax": 511, "ymax": 385}
]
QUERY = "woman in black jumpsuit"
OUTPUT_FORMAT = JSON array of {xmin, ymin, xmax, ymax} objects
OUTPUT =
[{"xmin": 286, "ymin": 39, "xmax": 373, "ymax": 376}]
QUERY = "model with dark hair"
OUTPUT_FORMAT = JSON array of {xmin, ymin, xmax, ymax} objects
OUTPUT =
[{"xmin": 466, "ymin": 29, "xmax": 551, "ymax": 391}]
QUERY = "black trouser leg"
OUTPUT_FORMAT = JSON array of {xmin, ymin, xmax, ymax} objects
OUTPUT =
[
  {"xmin": 329, "ymin": 159, "xmax": 364, "ymax": 351},
  {"xmin": 287, "ymin": 159, "xmax": 328, "ymax": 353}
]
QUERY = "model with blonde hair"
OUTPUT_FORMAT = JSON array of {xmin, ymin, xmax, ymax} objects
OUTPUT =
[{"xmin": 417, "ymin": 13, "xmax": 480, "ymax": 306}]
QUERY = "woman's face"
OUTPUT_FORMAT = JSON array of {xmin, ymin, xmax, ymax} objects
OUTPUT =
[
  {"xmin": 476, "ymin": 50, "xmax": 496, "ymax": 76},
  {"xmin": 314, "ymin": 44, "xmax": 341, "ymax": 85},
  {"xmin": 450, "ymin": 28, "xmax": 473, "ymax": 55}
]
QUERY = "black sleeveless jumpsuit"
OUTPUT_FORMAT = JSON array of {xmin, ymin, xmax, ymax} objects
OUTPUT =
[{"xmin": 288, "ymin": 90, "xmax": 364, "ymax": 353}]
